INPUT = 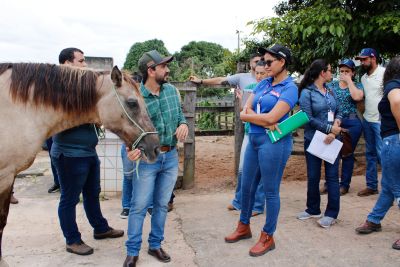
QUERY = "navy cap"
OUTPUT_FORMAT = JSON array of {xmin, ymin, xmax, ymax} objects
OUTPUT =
[
  {"xmin": 339, "ymin": 59, "xmax": 356, "ymax": 69},
  {"xmin": 138, "ymin": 50, "xmax": 173, "ymax": 75},
  {"xmin": 258, "ymin": 44, "xmax": 292, "ymax": 64},
  {"xmin": 355, "ymin": 48, "xmax": 378, "ymax": 60}
]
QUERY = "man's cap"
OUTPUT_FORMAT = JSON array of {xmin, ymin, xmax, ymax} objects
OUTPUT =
[
  {"xmin": 138, "ymin": 50, "xmax": 173, "ymax": 74},
  {"xmin": 339, "ymin": 58, "xmax": 356, "ymax": 70},
  {"xmin": 258, "ymin": 44, "xmax": 292, "ymax": 64},
  {"xmin": 355, "ymin": 48, "xmax": 378, "ymax": 60}
]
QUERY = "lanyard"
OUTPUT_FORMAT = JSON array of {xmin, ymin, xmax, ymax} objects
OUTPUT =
[
  {"xmin": 323, "ymin": 88, "xmax": 333, "ymax": 111},
  {"xmin": 257, "ymin": 84, "xmax": 273, "ymax": 106}
]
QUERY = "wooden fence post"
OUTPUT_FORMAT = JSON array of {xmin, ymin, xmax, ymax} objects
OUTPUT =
[
  {"xmin": 234, "ymin": 95, "xmax": 244, "ymax": 176},
  {"xmin": 174, "ymin": 82, "xmax": 197, "ymax": 189}
]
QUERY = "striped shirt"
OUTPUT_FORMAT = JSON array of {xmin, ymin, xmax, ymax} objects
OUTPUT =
[{"xmin": 140, "ymin": 82, "xmax": 187, "ymax": 146}]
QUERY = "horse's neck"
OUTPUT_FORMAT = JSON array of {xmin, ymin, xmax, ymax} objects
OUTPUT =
[{"xmin": 47, "ymin": 109, "xmax": 100, "ymax": 137}]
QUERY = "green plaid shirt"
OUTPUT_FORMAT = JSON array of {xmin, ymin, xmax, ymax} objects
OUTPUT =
[{"xmin": 140, "ymin": 82, "xmax": 187, "ymax": 146}]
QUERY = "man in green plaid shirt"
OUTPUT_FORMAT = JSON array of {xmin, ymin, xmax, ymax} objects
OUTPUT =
[{"xmin": 124, "ymin": 50, "xmax": 188, "ymax": 267}]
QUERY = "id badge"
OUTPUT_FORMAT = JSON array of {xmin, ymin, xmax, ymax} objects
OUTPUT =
[
  {"xmin": 256, "ymin": 103, "xmax": 261, "ymax": 114},
  {"xmin": 328, "ymin": 111, "xmax": 334, "ymax": 122}
]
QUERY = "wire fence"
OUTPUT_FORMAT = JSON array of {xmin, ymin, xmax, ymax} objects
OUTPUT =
[{"xmin": 96, "ymin": 132, "xmax": 124, "ymax": 197}]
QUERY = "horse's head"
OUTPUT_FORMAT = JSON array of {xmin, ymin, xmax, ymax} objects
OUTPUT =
[{"xmin": 96, "ymin": 66, "xmax": 159, "ymax": 162}]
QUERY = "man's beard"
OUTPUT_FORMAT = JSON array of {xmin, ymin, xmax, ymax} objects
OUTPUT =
[
  {"xmin": 361, "ymin": 64, "xmax": 372, "ymax": 72},
  {"xmin": 156, "ymin": 75, "xmax": 168, "ymax": 85}
]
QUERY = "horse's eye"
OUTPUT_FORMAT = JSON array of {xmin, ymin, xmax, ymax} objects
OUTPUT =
[{"xmin": 126, "ymin": 98, "xmax": 139, "ymax": 109}]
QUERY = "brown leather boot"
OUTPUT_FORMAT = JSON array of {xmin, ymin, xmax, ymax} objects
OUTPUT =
[
  {"xmin": 224, "ymin": 221, "xmax": 252, "ymax": 243},
  {"xmin": 249, "ymin": 231, "xmax": 275, "ymax": 257}
]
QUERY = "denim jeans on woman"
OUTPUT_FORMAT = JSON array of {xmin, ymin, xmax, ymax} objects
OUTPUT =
[
  {"xmin": 305, "ymin": 139, "xmax": 340, "ymax": 219},
  {"xmin": 54, "ymin": 154, "xmax": 110, "ymax": 245},
  {"xmin": 121, "ymin": 143, "xmax": 134, "ymax": 209},
  {"xmin": 126, "ymin": 148, "xmax": 178, "ymax": 256},
  {"xmin": 362, "ymin": 119, "xmax": 383, "ymax": 190},
  {"xmin": 339, "ymin": 116, "xmax": 363, "ymax": 189},
  {"xmin": 367, "ymin": 134, "xmax": 400, "ymax": 224},
  {"xmin": 231, "ymin": 134, "xmax": 265, "ymax": 213},
  {"xmin": 240, "ymin": 133, "xmax": 292, "ymax": 235}
]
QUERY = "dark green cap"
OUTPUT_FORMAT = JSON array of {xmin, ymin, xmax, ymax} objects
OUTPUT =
[{"xmin": 138, "ymin": 50, "xmax": 173, "ymax": 75}]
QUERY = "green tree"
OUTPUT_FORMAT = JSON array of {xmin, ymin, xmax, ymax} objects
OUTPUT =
[
  {"xmin": 172, "ymin": 41, "xmax": 233, "ymax": 80},
  {"xmin": 249, "ymin": 0, "xmax": 400, "ymax": 72},
  {"xmin": 123, "ymin": 39, "xmax": 170, "ymax": 71}
]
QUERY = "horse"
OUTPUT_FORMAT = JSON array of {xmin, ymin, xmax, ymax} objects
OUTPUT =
[{"xmin": 0, "ymin": 63, "xmax": 160, "ymax": 265}]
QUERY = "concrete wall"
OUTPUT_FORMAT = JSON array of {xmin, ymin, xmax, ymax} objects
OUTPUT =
[{"xmin": 85, "ymin": 56, "xmax": 114, "ymax": 71}]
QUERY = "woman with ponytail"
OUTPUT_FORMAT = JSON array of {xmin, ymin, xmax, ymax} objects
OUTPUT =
[{"xmin": 297, "ymin": 59, "xmax": 342, "ymax": 228}]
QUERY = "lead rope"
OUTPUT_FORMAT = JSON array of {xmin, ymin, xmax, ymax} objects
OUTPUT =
[
  {"xmin": 106, "ymin": 85, "xmax": 158, "ymax": 178},
  {"xmin": 93, "ymin": 124, "xmax": 138, "ymax": 175},
  {"xmin": 111, "ymin": 85, "xmax": 158, "ymax": 150}
]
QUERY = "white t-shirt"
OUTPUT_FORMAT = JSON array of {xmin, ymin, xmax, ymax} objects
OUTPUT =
[{"xmin": 362, "ymin": 65, "xmax": 385, "ymax": 122}]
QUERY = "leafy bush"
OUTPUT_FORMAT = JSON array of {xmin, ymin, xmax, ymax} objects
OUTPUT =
[{"xmin": 197, "ymin": 100, "xmax": 218, "ymax": 130}]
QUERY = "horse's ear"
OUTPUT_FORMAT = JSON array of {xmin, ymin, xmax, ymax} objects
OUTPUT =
[{"xmin": 111, "ymin": 66, "xmax": 122, "ymax": 87}]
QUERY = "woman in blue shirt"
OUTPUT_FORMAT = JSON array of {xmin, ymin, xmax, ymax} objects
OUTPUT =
[
  {"xmin": 297, "ymin": 59, "xmax": 342, "ymax": 228},
  {"xmin": 224, "ymin": 44, "xmax": 298, "ymax": 256},
  {"xmin": 325, "ymin": 59, "xmax": 364, "ymax": 195}
]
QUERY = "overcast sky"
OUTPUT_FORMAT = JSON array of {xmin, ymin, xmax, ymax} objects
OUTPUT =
[{"xmin": 0, "ymin": 0, "xmax": 281, "ymax": 67}]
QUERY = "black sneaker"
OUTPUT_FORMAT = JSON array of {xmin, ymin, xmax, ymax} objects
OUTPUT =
[
  {"xmin": 48, "ymin": 184, "xmax": 60, "ymax": 193},
  {"xmin": 120, "ymin": 208, "xmax": 129, "ymax": 219}
]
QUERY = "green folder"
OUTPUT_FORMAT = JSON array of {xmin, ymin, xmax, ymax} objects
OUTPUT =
[{"xmin": 267, "ymin": 110, "xmax": 309, "ymax": 143}]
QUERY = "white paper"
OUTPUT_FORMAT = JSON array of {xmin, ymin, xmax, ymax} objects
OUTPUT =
[{"xmin": 306, "ymin": 130, "xmax": 343, "ymax": 164}]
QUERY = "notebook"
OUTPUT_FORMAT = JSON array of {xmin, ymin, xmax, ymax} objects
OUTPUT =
[{"xmin": 267, "ymin": 110, "xmax": 309, "ymax": 143}]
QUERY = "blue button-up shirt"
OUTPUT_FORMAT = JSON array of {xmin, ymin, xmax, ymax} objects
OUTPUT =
[
  {"xmin": 299, "ymin": 83, "xmax": 342, "ymax": 141},
  {"xmin": 249, "ymin": 76, "xmax": 298, "ymax": 134}
]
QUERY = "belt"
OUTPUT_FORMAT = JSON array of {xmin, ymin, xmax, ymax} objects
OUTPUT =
[{"xmin": 160, "ymin": 145, "xmax": 175, "ymax": 153}]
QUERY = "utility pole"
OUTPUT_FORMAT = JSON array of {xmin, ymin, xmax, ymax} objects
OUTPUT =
[{"xmin": 236, "ymin": 30, "xmax": 241, "ymax": 53}]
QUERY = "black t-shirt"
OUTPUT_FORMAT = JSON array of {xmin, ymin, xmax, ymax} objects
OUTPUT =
[{"xmin": 378, "ymin": 79, "xmax": 400, "ymax": 138}]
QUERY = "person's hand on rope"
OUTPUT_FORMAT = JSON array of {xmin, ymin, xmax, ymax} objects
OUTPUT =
[{"xmin": 126, "ymin": 147, "xmax": 141, "ymax": 161}]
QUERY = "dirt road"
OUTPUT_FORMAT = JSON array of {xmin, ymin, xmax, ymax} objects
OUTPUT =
[{"xmin": 5, "ymin": 137, "xmax": 400, "ymax": 267}]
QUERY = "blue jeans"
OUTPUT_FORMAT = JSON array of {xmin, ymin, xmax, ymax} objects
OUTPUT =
[
  {"xmin": 120, "ymin": 144, "xmax": 175, "ymax": 210},
  {"xmin": 367, "ymin": 134, "xmax": 400, "ymax": 224},
  {"xmin": 362, "ymin": 119, "xmax": 383, "ymax": 190},
  {"xmin": 305, "ymin": 139, "xmax": 340, "ymax": 219},
  {"xmin": 46, "ymin": 137, "xmax": 59, "ymax": 186},
  {"xmin": 53, "ymin": 154, "xmax": 110, "ymax": 245},
  {"xmin": 340, "ymin": 117, "xmax": 363, "ymax": 189},
  {"xmin": 240, "ymin": 133, "xmax": 292, "ymax": 235},
  {"xmin": 121, "ymin": 144, "xmax": 134, "ymax": 209},
  {"xmin": 126, "ymin": 149, "xmax": 178, "ymax": 256},
  {"xmin": 231, "ymin": 135, "xmax": 265, "ymax": 213}
]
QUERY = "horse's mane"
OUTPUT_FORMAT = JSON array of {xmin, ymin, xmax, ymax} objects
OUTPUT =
[{"xmin": 0, "ymin": 63, "xmax": 101, "ymax": 116}]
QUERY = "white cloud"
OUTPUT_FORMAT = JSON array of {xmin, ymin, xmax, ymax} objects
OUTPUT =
[{"xmin": 0, "ymin": 0, "xmax": 280, "ymax": 67}]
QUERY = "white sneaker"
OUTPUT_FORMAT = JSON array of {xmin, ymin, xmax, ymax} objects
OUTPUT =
[
  {"xmin": 317, "ymin": 216, "xmax": 336, "ymax": 228},
  {"xmin": 297, "ymin": 211, "xmax": 322, "ymax": 220}
]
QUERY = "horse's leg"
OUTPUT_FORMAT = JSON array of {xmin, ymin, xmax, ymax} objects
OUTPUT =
[{"xmin": 0, "ymin": 174, "xmax": 15, "ymax": 267}]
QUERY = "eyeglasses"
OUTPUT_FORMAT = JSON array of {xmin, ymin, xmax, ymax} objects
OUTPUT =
[{"xmin": 265, "ymin": 59, "xmax": 278, "ymax": 67}]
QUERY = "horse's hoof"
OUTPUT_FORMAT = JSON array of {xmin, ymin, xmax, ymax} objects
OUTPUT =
[{"xmin": 0, "ymin": 259, "xmax": 9, "ymax": 267}]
